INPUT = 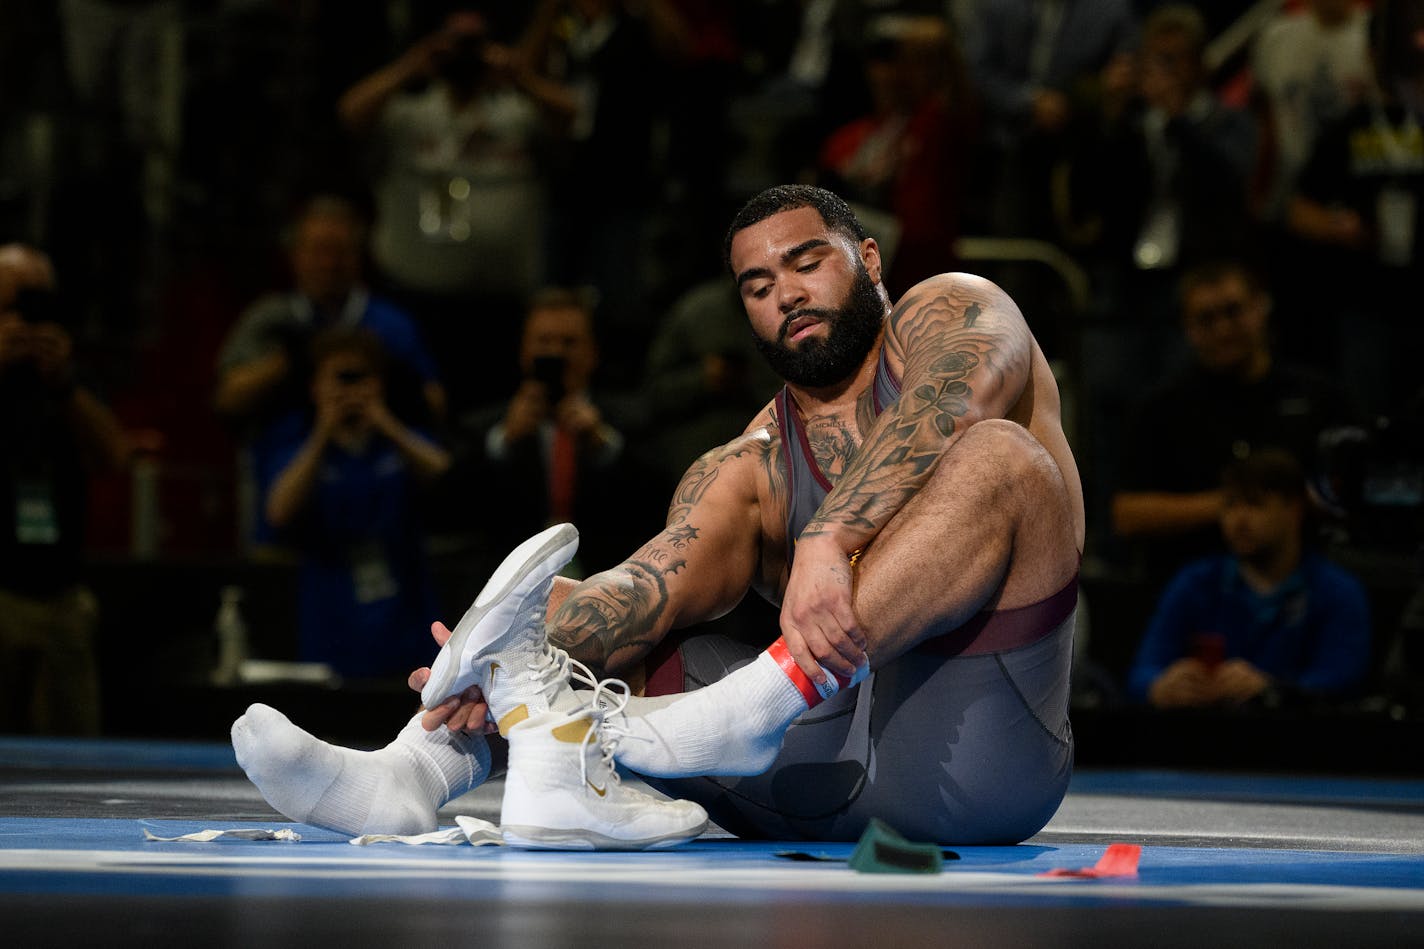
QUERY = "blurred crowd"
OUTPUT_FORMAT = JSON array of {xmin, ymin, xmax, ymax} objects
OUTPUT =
[{"xmin": 1, "ymin": 0, "xmax": 1422, "ymax": 733}]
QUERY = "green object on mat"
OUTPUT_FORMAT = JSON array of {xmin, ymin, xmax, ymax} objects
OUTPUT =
[{"xmin": 847, "ymin": 818, "xmax": 944, "ymax": 874}]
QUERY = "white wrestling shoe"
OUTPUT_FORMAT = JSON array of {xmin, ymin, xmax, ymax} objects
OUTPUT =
[
  {"xmin": 421, "ymin": 524, "xmax": 580, "ymax": 729},
  {"xmin": 501, "ymin": 678, "xmax": 709, "ymax": 851}
]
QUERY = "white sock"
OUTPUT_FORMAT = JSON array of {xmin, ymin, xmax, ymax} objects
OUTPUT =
[
  {"xmin": 612, "ymin": 652, "xmax": 808, "ymax": 778},
  {"xmin": 231, "ymin": 703, "xmax": 490, "ymax": 836}
]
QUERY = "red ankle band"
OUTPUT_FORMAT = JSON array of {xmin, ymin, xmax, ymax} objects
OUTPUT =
[{"xmin": 766, "ymin": 637, "xmax": 822, "ymax": 708}]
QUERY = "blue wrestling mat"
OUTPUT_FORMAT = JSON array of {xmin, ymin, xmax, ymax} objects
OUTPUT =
[{"xmin": 1, "ymin": 737, "xmax": 1422, "ymax": 946}]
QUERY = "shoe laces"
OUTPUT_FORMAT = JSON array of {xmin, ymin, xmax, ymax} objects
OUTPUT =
[
  {"xmin": 527, "ymin": 639, "xmax": 600, "ymax": 701},
  {"xmin": 518, "ymin": 628, "xmax": 635, "ymax": 791},
  {"xmin": 576, "ymin": 675, "xmax": 632, "ymax": 792}
]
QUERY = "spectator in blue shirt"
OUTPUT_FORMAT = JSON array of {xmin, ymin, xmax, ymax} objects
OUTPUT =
[
  {"xmin": 1130, "ymin": 449, "xmax": 1372, "ymax": 707},
  {"xmin": 256, "ymin": 327, "xmax": 450, "ymax": 679},
  {"xmin": 215, "ymin": 194, "xmax": 446, "ymax": 434},
  {"xmin": 216, "ymin": 195, "xmax": 446, "ymax": 548}
]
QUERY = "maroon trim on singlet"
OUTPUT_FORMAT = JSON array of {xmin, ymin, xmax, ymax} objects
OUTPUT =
[
  {"xmin": 643, "ymin": 632, "xmax": 686, "ymax": 697},
  {"xmin": 773, "ymin": 390, "xmax": 798, "ymax": 570},
  {"xmin": 774, "ymin": 388, "xmax": 796, "ymax": 500},
  {"xmin": 913, "ymin": 574, "xmax": 1079, "ymax": 658},
  {"xmin": 872, "ymin": 344, "xmax": 901, "ymax": 415}
]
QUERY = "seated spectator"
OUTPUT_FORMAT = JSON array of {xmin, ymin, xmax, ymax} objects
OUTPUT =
[
  {"xmin": 215, "ymin": 194, "xmax": 445, "ymax": 434},
  {"xmin": 1129, "ymin": 450, "xmax": 1372, "ymax": 708},
  {"xmin": 1111, "ymin": 260, "xmax": 1357, "ymax": 582},
  {"xmin": 0, "ymin": 244, "xmax": 133, "ymax": 734},
  {"xmin": 447, "ymin": 287, "xmax": 647, "ymax": 576},
  {"xmin": 255, "ymin": 328, "xmax": 449, "ymax": 680}
]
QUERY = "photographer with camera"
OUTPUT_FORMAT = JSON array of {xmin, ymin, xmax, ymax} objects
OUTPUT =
[
  {"xmin": 448, "ymin": 288, "xmax": 641, "ymax": 578},
  {"xmin": 215, "ymin": 196, "xmax": 444, "ymax": 431},
  {"xmin": 0, "ymin": 244, "xmax": 133, "ymax": 734},
  {"xmin": 255, "ymin": 327, "xmax": 450, "ymax": 679},
  {"xmin": 215, "ymin": 196, "xmax": 445, "ymax": 547},
  {"xmin": 337, "ymin": 9, "xmax": 576, "ymax": 413}
]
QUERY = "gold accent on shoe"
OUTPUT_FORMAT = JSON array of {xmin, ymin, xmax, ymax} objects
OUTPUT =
[
  {"xmin": 551, "ymin": 716, "xmax": 593, "ymax": 744},
  {"xmin": 497, "ymin": 704, "xmax": 530, "ymax": 737}
]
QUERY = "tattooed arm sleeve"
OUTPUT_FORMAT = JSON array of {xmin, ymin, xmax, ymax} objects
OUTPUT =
[
  {"xmin": 546, "ymin": 433, "xmax": 769, "ymax": 676},
  {"xmin": 801, "ymin": 273, "xmax": 1033, "ymax": 552}
]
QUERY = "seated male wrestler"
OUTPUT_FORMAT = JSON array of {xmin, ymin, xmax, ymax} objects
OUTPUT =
[{"xmin": 234, "ymin": 185, "xmax": 1085, "ymax": 848}]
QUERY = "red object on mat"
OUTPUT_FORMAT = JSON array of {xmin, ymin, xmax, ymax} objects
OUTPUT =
[{"xmin": 1038, "ymin": 843, "xmax": 1142, "ymax": 878}]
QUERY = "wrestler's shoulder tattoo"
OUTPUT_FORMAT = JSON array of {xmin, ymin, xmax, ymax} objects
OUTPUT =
[
  {"xmin": 755, "ymin": 422, "xmax": 787, "ymax": 516},
  {"xmin": 891, "ymin": 276, "xmax": 1030, "ymax": 381},
  {"xmin": 666, "ymin": 434, "xmax": 760, "ymax": 525}
]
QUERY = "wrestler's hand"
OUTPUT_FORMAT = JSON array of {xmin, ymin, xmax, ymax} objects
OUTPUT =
[
  {"xmin": 778, "ymin": 534, "xmax": 868, "ymax": 686},
  {"xmin": 408, "ymin": 620, "xmax": 496, "ymax": 734}
]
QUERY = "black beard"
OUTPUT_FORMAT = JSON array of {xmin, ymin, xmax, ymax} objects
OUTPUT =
[{"xmin": 753, "ymin": 265, "xmax": 885, "ymax": 388}]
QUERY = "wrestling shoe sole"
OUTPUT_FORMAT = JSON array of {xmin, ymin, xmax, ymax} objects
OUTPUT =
[
  {"xmin": 501, "ymin": 821, "xmax": 708, "ymax": 852},
  {"xmin": 421, "ymin": 523, "xmax": 579, "ymax": 708}
]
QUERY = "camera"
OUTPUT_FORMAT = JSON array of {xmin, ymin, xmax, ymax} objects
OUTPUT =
[
  {"xmin": 439, "ymin": 31, "xmax": 489, "ymax": 84},
  {"xmin": 11, "ymin": 286, "xmax": 64, "ymax": 326},
  {"xmin": 335, "ymin": 367, "xmax": 372, "ymax": 386},
  {"xmin": 530, "ymin": 355, "xmax": 567, "ymax": 404}
]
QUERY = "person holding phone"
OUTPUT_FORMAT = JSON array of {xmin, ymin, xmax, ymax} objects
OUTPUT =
[{"xmin": 1128, "ymin": 450, "xmax": 1371, "ymax": 708}]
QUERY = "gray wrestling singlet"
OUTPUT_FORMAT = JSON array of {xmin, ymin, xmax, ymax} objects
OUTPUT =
[{"xmin": 645, "ymin": 346, "xmax": 1077, "ymax": 844}]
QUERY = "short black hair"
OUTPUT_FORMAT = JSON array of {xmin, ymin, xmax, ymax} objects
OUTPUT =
[
  {"xmin": 1143, "ymin": 3, "xmax": 1207, "ymax": 57},
  {"xmin": 285, "ymin": 194, "xmax": 369, "ymax": 249},
  {"xmin": 310, "ymin": 326, "xmax": 388, "ymax": 377},
  {"xmin": 527, "ymin": 285, "xmax": 597, "ymax": 318},
  {"xmin": 723, "ymin": 184, "xmax": 867, "ymax": 274},
  {"xmin": 1178, "ymin": 259, "xmax": 1267, "ymax": 304},
  {"xmin": 1221, "ymin": 449, "xmax": 1306, "ymax": 504}
]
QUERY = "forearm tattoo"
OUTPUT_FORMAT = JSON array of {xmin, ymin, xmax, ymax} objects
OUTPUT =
[
  {"xmin": 547, "ymin": 435, "xmax": 769, "ymax": 675},
  {"xmin": 802, "ymin": 283, "xmax": 1029, "ymax": 546},
  {"xmin": 549, "ymin": 556, "xmax": 681, "ymax": 675}
]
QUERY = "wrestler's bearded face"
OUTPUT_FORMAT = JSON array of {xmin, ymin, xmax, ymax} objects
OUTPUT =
[{"xmin": 753, "ymin": 263, "xmax": 885, "ymax": 388}]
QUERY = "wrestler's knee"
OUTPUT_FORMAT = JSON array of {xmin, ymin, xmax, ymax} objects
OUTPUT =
[
  {"xmin": 956, "ymin": 417, "xmax": 1040, "ymax": 458},
  {"xmin": 935, "ymin": 419, "xmax": 1059, "ymax": 497}
]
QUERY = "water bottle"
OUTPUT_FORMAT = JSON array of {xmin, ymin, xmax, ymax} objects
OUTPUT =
[{"xmin": 212, "ymin": 585, "xmax": 250, "ymax": 686}]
